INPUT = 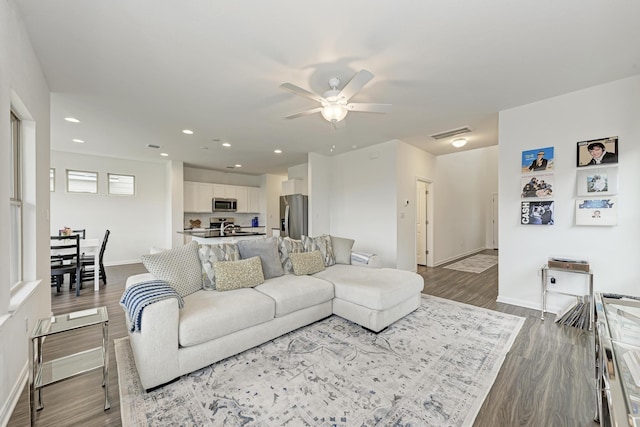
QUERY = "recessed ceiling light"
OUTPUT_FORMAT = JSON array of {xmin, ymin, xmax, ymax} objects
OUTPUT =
[
  {"xmin": 274, "ymin": 149, "xmax": 282, "ymax": 154},
  {"xmin": 72, "ymin": 139, "xmax": 85, "ymax": 143},
  {"xmin": 222, "ymin": 142, "xmax": 231, "ymax": 147},
  {"xmin": 160, "ymin": 152, "xmax": 169, "ymax": 157},
  {"xmin": 234, "ymin": 164, "xmax": 242, "ymax": 168},
  {"xmin": 182, "ymin": 129, "xmax": 194, "ymax": 135},
  {"xmin": 451, "ymin": 138, "xmax": 468, "ymax": 148},
  {"xmin": 64, "ymin": 117, "xmax": 80, "ymax": 123}
]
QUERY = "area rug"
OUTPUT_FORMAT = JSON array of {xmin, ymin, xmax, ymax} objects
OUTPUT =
[
  {"xmin": 443, "ymin": 254, "xmax": 498, "ymax": 273},
  {"xmin": 115, "ymin": 295, "xmax": 523, "ymax": 427}
]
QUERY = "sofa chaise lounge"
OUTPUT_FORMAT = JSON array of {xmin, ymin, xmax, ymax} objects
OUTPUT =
[{"xmin": 122, "ymin": 235, "xmax": 423, "ymax": 390}]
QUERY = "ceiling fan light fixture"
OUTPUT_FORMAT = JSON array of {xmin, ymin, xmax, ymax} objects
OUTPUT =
[
  {"xmin": 321, "ymin": 104, "xmax": 348, "ymax": 122},
  {"xmin": 451, "ymin": 138, "xmax": 468, "ymax": 148}
]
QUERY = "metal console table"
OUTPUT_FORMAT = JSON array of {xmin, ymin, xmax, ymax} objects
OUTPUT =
[
  {"xmin": 541, "ymin": 263, "xmax": 594, "ymax": 331},
  {"xmin": 29, "ymin": 306, "xmax": 110, "ymax": 426},
  {"xmin": 594, "ymin": 293, "xmax": 640, "ymax": 426}
]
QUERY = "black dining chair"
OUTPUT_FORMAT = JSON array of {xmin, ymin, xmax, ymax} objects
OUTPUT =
[
  {"xmin": 51, "ymin": 234, "xmax": 82, "ymax": 295},
  {"xmin": 80, "ymin": 229, "xmax": 110, "ymax": 285}
]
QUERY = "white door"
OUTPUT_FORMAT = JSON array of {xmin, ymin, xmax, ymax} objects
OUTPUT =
[
  {"xmin": 416, "ymin": 181, "xmax": 428, "ymax": 265},
  {"xmin": 492, "ymin": 193, "xmax": 499, "ymax": 249}
]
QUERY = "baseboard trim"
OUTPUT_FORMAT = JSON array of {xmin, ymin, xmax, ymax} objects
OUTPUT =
[
  {"xmin": 104, "ymin": 260, "xmax": 142, "ymax": 267},
  {"xmin": 0, "ymin": 361, "xmax": 28, "ymax": 427}
]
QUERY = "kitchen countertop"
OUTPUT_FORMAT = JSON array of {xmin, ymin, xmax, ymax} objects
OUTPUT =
[{"xmin": 178, "ymin": 229, "xmax": 266, "ymax": 239}]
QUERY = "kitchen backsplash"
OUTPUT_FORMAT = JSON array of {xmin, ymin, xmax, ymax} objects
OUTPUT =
[{"xmin": 184, "ymin": 212, "xmax": 264, "ymax": 229}]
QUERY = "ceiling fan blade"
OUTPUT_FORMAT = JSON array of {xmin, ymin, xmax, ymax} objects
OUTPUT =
[
  {"xmin": 284, "ymin": 107, "xmax": 323, "ymax": 119},
  {"xmin": 338, "ymin": 69, "xmax": 375, "ymax": 101},
  {"xmin": 280, "ymin": 83, "xmax": 325, "ymax": 103},
  {"xmin": 346, "ymin": 103, "xmax": 392, "ymax": 113}
]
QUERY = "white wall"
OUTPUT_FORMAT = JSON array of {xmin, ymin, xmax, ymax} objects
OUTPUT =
[
  {"xmin": 434, "ymin": 146, "xmax": 499, "ymax": 264},
  {"xmin": 498, "ymin": 75, "xmax": 640, "ymax": 312},
  {"xmin": 308, "ymin": 153, "xmax": 331, "ymax": 236},
  {"xmin": 0, "ymin": 1, "xmax": 52, "ymax": 423},
  {"xmin": 50, "ymin": 151, "xmax": 169, "ymax": 263}
]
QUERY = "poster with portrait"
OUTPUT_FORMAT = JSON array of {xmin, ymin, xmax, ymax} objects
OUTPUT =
[
  {"xmin": 575, "ymin": 198, "xmax": 617, "ymax": 226},
  {"xmin": 576, "ymin": 167, "xmax": 618, "ymax": 196},
  {"xmin": 576, "ymin": 136, "xmax": 618, "ymax": 167},
  {"xmin": 521, "ymin": 200, "xmax": 554, "ymax": 225},
  {"xmin": 521, "ymin": 147, "xmax": 554, "ymax": 174},
  {"xmin": 520, "ymin": 173, "xmax": 554, "ymax": 199}
]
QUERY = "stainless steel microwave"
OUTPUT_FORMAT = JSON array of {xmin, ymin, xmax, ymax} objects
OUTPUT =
[{"xmin": 212, "ymin": 198, "xmax": 237, "ymax": 212}]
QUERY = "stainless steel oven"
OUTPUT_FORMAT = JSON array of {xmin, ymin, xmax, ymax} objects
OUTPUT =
[{"xmin": 212, "ymin": 198, "xmax": 237, "ymax": 212}]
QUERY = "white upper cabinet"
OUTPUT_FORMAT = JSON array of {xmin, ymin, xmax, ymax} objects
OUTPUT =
[
  {"xmin": 233, "ymin": 186, "xmax": 248, "ymax": 213},
  {"xmin": 186, "ymin": 181, "xmax": 261, "ymax": 214},
  {"xmin": 247, "ymin": 187, "xmax": 260, "ymax": 213},
  {"xmin": 184, "ymin": 181, "xmax": 214, "ymax": 213}
]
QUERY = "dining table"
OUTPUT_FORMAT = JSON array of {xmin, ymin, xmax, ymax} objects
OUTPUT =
[{"xmin": 51, "ymin": 237, "xmax": 101, "ymax": 293}]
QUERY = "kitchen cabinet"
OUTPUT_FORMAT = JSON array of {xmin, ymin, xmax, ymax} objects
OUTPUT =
[
  {"xmin": 212, "ymin": 184, "xmax": 225, "ymax": 198},
  {"xmin": 184, "ymin": 181, "xmax": 214, "ymax": 213},
  {"xmin": 247, "ymin": 187, "xmax": 261, "ymax": 213}
]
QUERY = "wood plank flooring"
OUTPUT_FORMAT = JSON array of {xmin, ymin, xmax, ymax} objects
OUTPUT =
[{"xmin": 9, "ymin": 251, "xmax": 597, "ymax": 426}]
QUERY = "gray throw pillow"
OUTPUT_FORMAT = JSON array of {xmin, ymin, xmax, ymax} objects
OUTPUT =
[
  {"xmin": 237, "ymin": 237, "xmax": 284, "ymax": 280},
  {"xmin": 198, "ymin": 243, "xmax": 240, "ymax": 290},
  {"xmin": 330, "ymin": 236, "xmax": 355, "ymax": 265},
  {"xmin": 140, "ymin": 241, "xmax": 202, "ymax": 297},
  {"xmin": 302, "ymin": 234, "xmax": 336, "ymax": 267},
  {"xmin": 214, "ymin": 256, "xmax": 265, "ymax": 291},
  {"xmin": 278, "ymin": 237, "xmax": 305, "ymax": 274}
]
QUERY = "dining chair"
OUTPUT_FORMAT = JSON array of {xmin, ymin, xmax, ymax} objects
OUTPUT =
[
  {"xmin": 50, "ymin": 234, "xmax": 82, "ymax": 295},
  {"xmin": 80, "ymin": 229, "xmax": 110, "ymax": 285}
]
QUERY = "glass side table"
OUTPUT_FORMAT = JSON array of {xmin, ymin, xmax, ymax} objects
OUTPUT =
[{"xmin": 29, "ymin": 306, "xmax": 110, "ymax": 426}]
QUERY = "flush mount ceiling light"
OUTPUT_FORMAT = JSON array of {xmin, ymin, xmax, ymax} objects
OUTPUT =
[
  {"xmin": 451, "ymin": 138, "xmax": 468, "ymax": 148},
  {"xmin": 182, "ymin": 129, "xmax": 194, "ymax": 135},
  {"xmin": 274, "ymin": 149, "xmax": 282, "ymax": 154},
  {"xmin": 64, "ymin": 117, "xmax": 80, "ymax": 123},
  {"xmin": 160, "ymin": 152, "xmax": 169, "ymax": 157},
  {"xmin": 222, "ymin": 142, "xmax": 231, "ymax": 147}
]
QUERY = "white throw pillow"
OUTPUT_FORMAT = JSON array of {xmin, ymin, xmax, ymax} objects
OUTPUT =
[{"xmin": 140, "ymin": 241, "xmax": 202, "ymax": 297}]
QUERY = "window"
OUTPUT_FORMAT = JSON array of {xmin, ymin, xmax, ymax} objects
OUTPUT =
[
  {"xmin": 67, "ymin": 169, "xmax": 98, "ymax": 193},
  {"xmin": 50, "ymin": 168, "xmax": 55, "ymax": 192},
  {"xmin": 10, "ymin": 111, "xmax": 23, "ymax": 286},
  {"xmin": 108, "ymin": 173, "xmax": 135, "ymax": 195}
]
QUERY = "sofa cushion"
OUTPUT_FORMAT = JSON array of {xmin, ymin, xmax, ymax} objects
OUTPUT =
[
  {"xmin": 214, "ymin": 256, "xmax": 265, "ymax": 291},
  {"xmin": 313, "ymin": 264, "xmax": 423, "ymax": 310},
  {"xmin": 140, "ymin": 241, "xmax": 202, "ymax": 297},
  {"xmin": 289, "ymin": 250, "xmax": 325, "ymax": 275},
  {"xmin": 278, "ymin": 237, "xmax": 305, "ymax": 274},
  {"xmin": 302, "ymin": 234, "xmax": 335, "ymax": 266},
  {"xmin": 254, "ymin": 274, "xmax": 334, "ymax": 317},
  {"xmin": 330, "ymin": 236, "xmax": 355, "ymax": 265},
  {"xmin": 179, "ymin": 288, "xmax": 275, "ymax": 347},
  {"xmin": 199, "ymin": 243, "xmax": 240, "ymax": 290},
  {"xmin": 237, "ymin": 237, "xmax": 284, "ymax": 279}
]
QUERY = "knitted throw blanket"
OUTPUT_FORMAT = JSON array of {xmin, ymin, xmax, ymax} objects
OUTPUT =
[{"xmin": 120, "ymin": 280, "xmax": 184, "ymax": 332}]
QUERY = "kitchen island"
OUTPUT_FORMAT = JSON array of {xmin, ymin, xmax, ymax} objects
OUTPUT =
[{"xmin": 178, "ymin": 229, "xmax": 266, "ymax": 245}]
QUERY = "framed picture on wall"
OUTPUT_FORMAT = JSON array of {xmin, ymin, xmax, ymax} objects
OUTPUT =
[
  {"xmin": 576, "ymin": 167, "xmax": 618, "ymax": 196},
  {"xmin": 521, "ymin": 173, "xmax": 554, "ymax": 199},
  {"xmin": 521, "ymin": 200, "xmax": 554, "ymax": 225},
  {"xmin": 576, "ymin": 136, "xmax": 618, "ymax": 167},
  {"xmin": 522, "ymin": 147, "xmax": 554, "ymax": 174},
  {"xmin": 575, "ymin": 198, "xmax": 617, "ymax": 226}
]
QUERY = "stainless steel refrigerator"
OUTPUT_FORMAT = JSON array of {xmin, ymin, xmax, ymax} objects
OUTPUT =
[{"xmin": 280, "ymin": 194, "xmax": 308, "ymax": 240}]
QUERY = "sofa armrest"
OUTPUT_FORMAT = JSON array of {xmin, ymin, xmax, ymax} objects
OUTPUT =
[
  {"xmin": 125, "ymin": 273, "xmax": 156, "ymax": 289},
  {"xmin": 123, "ymin": 275, "xmax": 180, "ymax": 390},
  {"xmin": 350, "ymin": 251, "xmax": 382, "ymax": 268}
]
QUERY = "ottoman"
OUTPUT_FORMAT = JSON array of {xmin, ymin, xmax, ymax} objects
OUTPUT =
[{"xmin": 313, "ymin": 264, "xmax": 423, "ymax": 332}]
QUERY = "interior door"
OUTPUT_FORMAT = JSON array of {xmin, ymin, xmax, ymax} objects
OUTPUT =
[{"xmin": 416, "ymin": 181, "xmax": 428, "ymax": 265}]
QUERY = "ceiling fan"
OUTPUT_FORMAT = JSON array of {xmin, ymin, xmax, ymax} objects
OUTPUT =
[{"xmin": 280, "ymin": 69, "xmax": 391, "ymax": 124}]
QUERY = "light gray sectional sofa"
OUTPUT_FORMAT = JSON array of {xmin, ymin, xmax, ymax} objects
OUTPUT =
[{"xmin": 122, "ymin": 235, "xmax": 423, "ymax": 390}]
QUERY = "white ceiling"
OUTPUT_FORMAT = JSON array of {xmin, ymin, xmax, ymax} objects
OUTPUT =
[{"xmin": 16, "ymin": 1, "xmax": 640, "ymax": 175}]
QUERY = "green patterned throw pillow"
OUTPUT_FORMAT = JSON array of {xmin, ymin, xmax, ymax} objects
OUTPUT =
[
  {"xmin": 213, "ymin": 256, "xmax": 265, "ymax": 291},
  {"xmin": 140, "ymin": 241, "xmax": 203, "ymax": 297},
  {"xmin": 289, "ymin": 250, "xmax": 326, "ymax": 275}
]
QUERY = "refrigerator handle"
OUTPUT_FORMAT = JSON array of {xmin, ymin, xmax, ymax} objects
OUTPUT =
[{"xmin": 284, "ymin": 204, "xmax": 290, "ymax": 237}]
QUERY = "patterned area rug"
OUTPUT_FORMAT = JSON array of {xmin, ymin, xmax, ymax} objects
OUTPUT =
[
  {"xmin": 115, "ymin": 295, "xmax": 523, "ymax": 427},
  {"xmin": 443, "ymin": 254, "xmax": 499, "ymax": 273}
]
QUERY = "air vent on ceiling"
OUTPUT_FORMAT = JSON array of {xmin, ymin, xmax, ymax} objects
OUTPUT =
[
  {"xmin": 429, "ymin": 126, "xmax": 472, "ymax": 140},
  {"xmin": 146, "ymin": 144, "xmax": 161, "ymax": 149}
]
